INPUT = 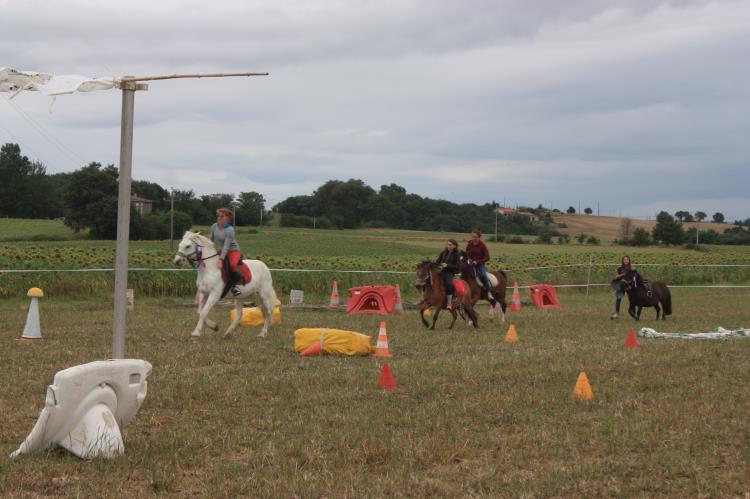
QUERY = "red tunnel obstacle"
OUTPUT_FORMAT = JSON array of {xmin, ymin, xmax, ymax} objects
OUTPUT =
[{"xmin": 530, "ymin": 284, "xmax": 562, "ymax": 308}]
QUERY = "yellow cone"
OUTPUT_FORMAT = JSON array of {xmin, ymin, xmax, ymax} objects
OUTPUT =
[
  {"xmin": 505, "ymin": 323, "xmax": 518, "ymax": 343},
  {"xmin": 572, "ymin": 371, "xmax": 594, "ymax": 400}
]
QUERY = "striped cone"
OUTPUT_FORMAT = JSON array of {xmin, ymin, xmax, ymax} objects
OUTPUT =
[
  {"xmin": 329, "ymin": 280, "xmax": 340, "ymax": 308},
  {"xmin": 373, "ymin": 321, "xmax": 392, "ymax": 358},
  {"xmin": 509, "ymin": 282, "xmax": 522, "ymax": 312},
  {"xmin": 393, "ymin": 284, "xmax": 404, "ymax": 315}
]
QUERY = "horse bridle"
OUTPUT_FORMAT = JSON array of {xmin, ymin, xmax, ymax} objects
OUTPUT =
[{"xmin": 177, "ymin": 241, "xmax": 219, "ymax": 264}]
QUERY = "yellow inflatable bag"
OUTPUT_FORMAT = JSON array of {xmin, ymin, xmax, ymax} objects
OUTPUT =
[
  {"xmin": 230, "ymin": 301, "xmax": 281, "ymax": 327},
  {"xmin": 294, "ymin": 328, "xmax": 373, "ymax": 356}
]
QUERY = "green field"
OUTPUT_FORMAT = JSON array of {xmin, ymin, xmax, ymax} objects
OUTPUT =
[{"xmin": 1, "ymin": 289, "xmax": 749, "ymax": 496}]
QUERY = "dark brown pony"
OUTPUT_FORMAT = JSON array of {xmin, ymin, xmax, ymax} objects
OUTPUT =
[
  {"xmin": 415, "ymin": 261, "xmax": 479, "ymax": 330},
  {"xmin": 622, "ymin": 269, "xmax": 672, "ymax": 320},
  {"xmin": 459, "ymin": 251, "xmax": 508, "ymax": 316}
]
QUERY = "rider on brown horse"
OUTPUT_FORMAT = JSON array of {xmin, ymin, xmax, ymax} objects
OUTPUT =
[
  {"xmin": 465, "ymin": 228, "xmax": 497, "ymax": 308},
  {"xmin": 435, "ymin": 238, "xmax": 461, "ymax": 309}
]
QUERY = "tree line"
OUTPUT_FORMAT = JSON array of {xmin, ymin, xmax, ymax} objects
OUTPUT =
[
  {"xmin": 273, "ymin": 178, "xmax": 537, "ymax": 235},
  {"xmin": 0, "ymin": 143, "xmax": 269, "ymax": 239}
]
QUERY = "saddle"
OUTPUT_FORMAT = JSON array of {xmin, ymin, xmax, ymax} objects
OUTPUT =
[
  {"xmin": 220, "ymin": 259, "xmax": 252, "ymax": 298},
  {"xmin": 474, "ymin": 273, "xmax": 498, "ymax": 288},
  {"xmin": 452, "ymin": 279, "xmax": 467, "ymax": 297}
]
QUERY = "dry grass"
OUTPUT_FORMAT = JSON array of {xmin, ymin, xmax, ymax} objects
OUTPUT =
[
  {"xmin": 554, "ymin": 214, "xmax": 735, "ymax": 242},
  {"xmin": 1, "ymin": 289, "xmax": 750, "ymax": 497}
]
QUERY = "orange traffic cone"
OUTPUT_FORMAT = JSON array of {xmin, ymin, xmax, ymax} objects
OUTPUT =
[
  {"xmin": 509, "ymin": 282, "xmax": 522, "ymax": 312},
  {"xmin": 393, "ymin": 284, "xmax": 404, "ymax": 315},
  {"xmin": 374, "ymin": 321, "xmax": 392, "ymax": 358},
  {"xmin": 377, "ymin": 363, "xmax": 397, "ymax": 391},
  {"xmin": 300, "ymin": 341, "xmax": 323, "ymax": 357},
  {"xmin": 572, "ymin": 371, "xmax": 594, "ymax": 400},
  {"xmin": 329, "ymin": 280, "xmax": 340, "ymax": 308},
  {"xmin": 505, "ymin": 323, "xmax": 518, "ymax": 343},
  {"xmin": 624, "ymin": 329, "xmax": 640, "ymax": 349}
]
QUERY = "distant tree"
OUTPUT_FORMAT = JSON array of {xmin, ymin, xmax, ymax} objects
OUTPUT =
[
  {"xmin": 652, "ymin": 211, "xmax": 685, "ymax": 246},
  {"xmin": 577, "ymin": 233, "xmax": 587, "ymax": 243},
  {"xmin": 63, "ymin": 162, "xmax": 120, "ymax": 238},
  {"xmin": 674, "ymin": 210, "xmax": 690, "ymax": 222},
  {"xmin": 312, "ymin": 179, "xmax": 377, "ymax": 229},
  {"xmin": 630, "ymin": 228, "xmax": 651, "ymax": 246},
  {"xmin": 235, "ymin": 191, "xmax": 267, "ymax": 226},
  {"xmin": 132, "ymin": 180, "xmax": 169, "ymax": 212},
  {"xmin": 584, "ymin": 207, "xmax": 593, "ymax": 215},
  {"xmin": 694, "ymin": 211, "xmax": 707, "ymax": 222},
  {"xmin": 566, "ymin": 206, "xmax": 576, "ymax": 214},
  {"xmin": 712, "ymin": 212, "xmax": 725, "ymax": 223}
]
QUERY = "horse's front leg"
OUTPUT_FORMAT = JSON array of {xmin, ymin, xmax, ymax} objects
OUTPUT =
[
  {"xmin": 431, "ymin": 307, "xmax": 442, "ymax": 330},
  {"xmin": 223, "ymin": 299, "xmax": 244, "ymax": 338},
  {"xmin": 655, "ymin": 303, "xmax": 662, "ymax": 320},
  {"xmin": 193, "ymin": 290, "xmax": 221, "ymax": 337},
  {"xmin": 420, "ymin": 307, "xmax": 430, "ymax": 328}
]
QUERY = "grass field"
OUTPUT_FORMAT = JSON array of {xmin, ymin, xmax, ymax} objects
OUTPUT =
[{"xmin": 1, "ymin": 288, "xmax": 749, "ymax": 496}]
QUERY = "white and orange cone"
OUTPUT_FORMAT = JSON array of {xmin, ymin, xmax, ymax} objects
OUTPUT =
[
  {"xmin": 393, "ymin": 284, "xmax": 404, "ymax": 315},
  {"xmin": 509, "ymin": 282, "xmax": 522, "ymax": 312},
  {"xmin": 329, "ymin": 280, "xmax": 340, "ymax": 308},
  {"xmin": 373, "ymin": 321, "xmax": 392, "ymax": 358}
]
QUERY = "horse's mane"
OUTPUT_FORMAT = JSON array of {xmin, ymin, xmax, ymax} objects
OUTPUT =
[
  {"xmin": 184, "ymin": 231, "xmax": 213, "ymax": 248},
  {"xmin": 418, "ymin": 260, "xmax": 440, "ymax": 270}
]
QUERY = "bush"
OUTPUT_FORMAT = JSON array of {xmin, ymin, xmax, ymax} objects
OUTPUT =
[
  {"xmin": 508, "ymin": 236, "xmax": 525, "ymax": 244},
  {"xmin": 586, "ymin": 235, "xmax": 600, "ymax": 245}
]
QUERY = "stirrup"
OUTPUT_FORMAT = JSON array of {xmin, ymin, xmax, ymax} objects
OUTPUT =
[{"xmin": 231, "ymin": 286, "xmax": 242, "ymax": 297}]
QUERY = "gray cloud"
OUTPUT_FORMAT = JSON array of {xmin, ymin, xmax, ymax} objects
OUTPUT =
[{"xmin": 1, "ymin": 0, "xmax": 748, "ymax": 219}]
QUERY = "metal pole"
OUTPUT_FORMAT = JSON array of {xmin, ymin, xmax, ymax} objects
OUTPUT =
[
  {"xmin": 586, "ymin": 255, "xmax": 593, "ymax": 296},
  {"xmin": 113, "ymin": 86, "xmax": 135, "ymax": 359},
  {"xmin": 259, "ymin": 206, "xmax": 263, "ymax": 227},
  {"xmin": 170, "ymin": 190, "xmax": 175, "ymax": 251},
  {"xmin": 494, "ymin": 207, "xmax": 498, "ymax": 242}
]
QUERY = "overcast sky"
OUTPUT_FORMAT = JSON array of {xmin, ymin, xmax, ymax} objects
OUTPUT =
[{"xmin": 1, "ymin": 0, "xmax": 748, "ymax": 220}]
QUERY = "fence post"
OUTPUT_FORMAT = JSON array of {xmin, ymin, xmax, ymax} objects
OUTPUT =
[{"xmin": 586, "ymin": 256, "xmax": 593, "ymax": 296}]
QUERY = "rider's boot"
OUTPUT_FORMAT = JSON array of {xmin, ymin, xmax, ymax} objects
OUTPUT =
[
  {"xmin": 231, "ymin": 271, "xmax": 243, "ymax": 296},
  {"xmin": 445, "ymin": 294, "xmax": 454, "ymax": 310}
]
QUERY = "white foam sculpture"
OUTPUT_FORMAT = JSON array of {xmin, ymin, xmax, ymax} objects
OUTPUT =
[{"xmin": 10, "ymin": 359, "xmax": 152, "ymax": 459}]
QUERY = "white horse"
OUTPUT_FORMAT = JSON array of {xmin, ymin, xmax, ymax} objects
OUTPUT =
[{"xmin": 173, "ymin": 230, "xmax": 278, "ymax": 338}]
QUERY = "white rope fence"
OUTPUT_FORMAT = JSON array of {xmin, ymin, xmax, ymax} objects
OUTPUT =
[{"xmin": 2, "ymin": 263, "xmax": 750, "ymax": 289}]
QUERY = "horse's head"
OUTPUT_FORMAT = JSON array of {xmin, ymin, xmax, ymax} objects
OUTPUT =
[
  {"xmin": 621, "ymin": 269, "xmax": 640, "ymax": 291},
  {"xmin": 173, "ymin": 230, "xmax": 204, "ymax": 268},
  {"xmin": 458, "ymin": 250, "xmax": 473, "ymax": 274},
  {"xmin": 415, "ymin": 261, "xmax": 437, "ymax": 290}
]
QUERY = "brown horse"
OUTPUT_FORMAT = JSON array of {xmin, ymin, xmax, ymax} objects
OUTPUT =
[
  {"xmin": 459, "ymin": 251, "xmax": 508, "ymax": 319},
  {"xmin": 415, "ymin": 261, "xmax": 479, "ymax": 330},
  {"xmin": 622, "ymin": 269, "xmax": 672, "ymax": 320}
]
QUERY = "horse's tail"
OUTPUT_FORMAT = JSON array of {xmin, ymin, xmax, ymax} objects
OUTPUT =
[{"xmin": 662, "ymin": 286, "xmax": 672, "ymax": 316}]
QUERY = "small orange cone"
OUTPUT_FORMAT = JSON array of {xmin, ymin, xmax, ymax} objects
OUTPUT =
[
  {"xmin": 393, "ymin": 284, "xmax": 404, "ymax": 315},
  {"xmin": 505, "ymin": 323, "xmax": 519, "ymax": 343},
  {"xmin": 374, "ymin": 321, "xmax": 392, "ymax": 358},
  {"xmin": 509, "ymin": 282, "xmax": 522, "ymax": 312},
  {"xmin": 300, "ymin": 341, "xmax": 323, "ymax": 357},
  {"xmin": 377, "ymin": 363, "xmax": 396, "ymax": 391},
  {"xmin": 329, "ymin": 280, "xmax": 340, "ymax": 308},
  {"xmin": 624, "ymin": 329, "xmax": 640, "ymax": 349},
  {"xmin": 572, "ymin": 371, "xmax": 594, "ymax": 400}
]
